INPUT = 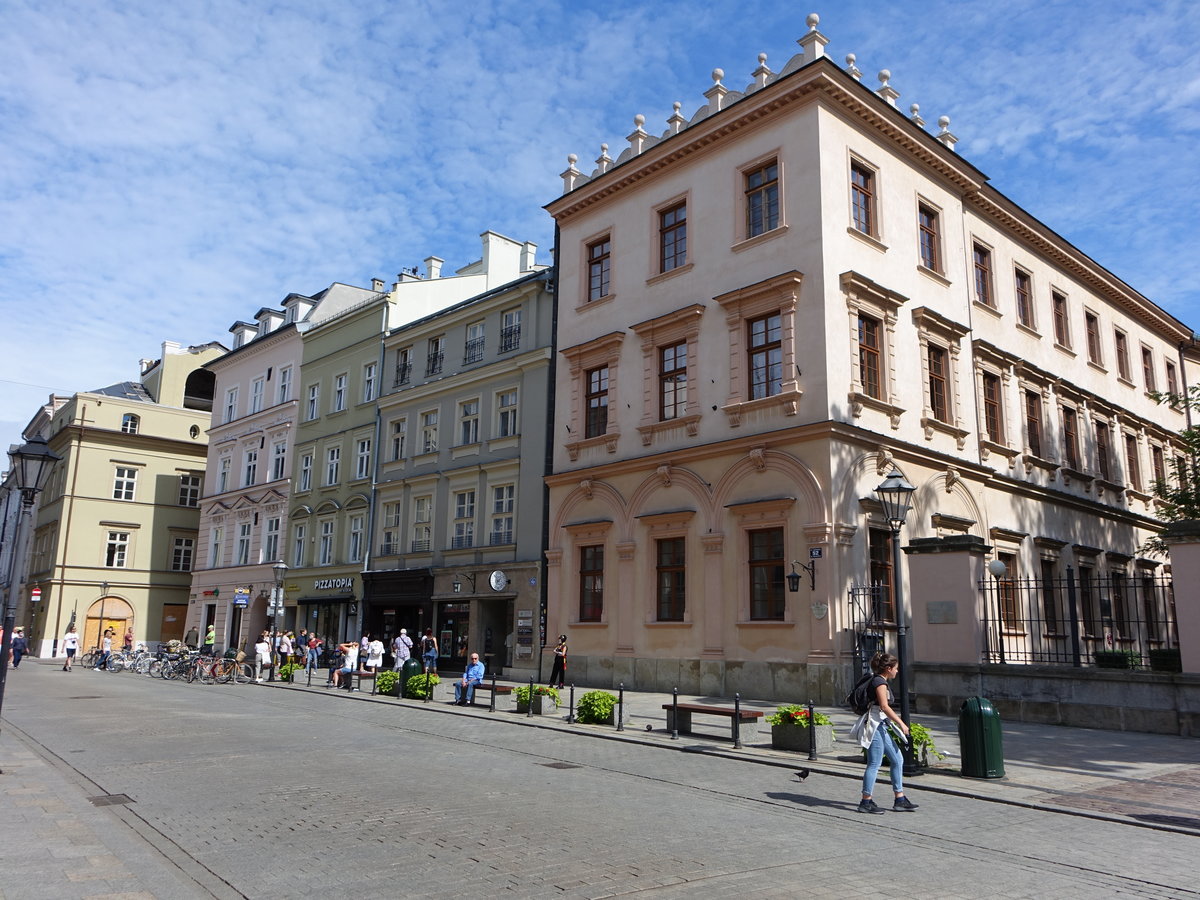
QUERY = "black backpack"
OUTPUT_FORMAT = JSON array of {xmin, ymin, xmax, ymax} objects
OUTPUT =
[{"xmin": 846, "ymin": 673, "xmax": 875, "ymax": 715}]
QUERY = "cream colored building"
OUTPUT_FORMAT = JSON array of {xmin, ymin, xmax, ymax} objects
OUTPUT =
[
  {"xmin": 26, "ymin": 341, "xmax": 224, "ymax": 656},
  {"xmin": 543, "ymin": 16, "xmax": 1194, "ymax": 701}
]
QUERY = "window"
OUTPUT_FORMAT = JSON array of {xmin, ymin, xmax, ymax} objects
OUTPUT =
[
  {"xmin": 981, "ymin": 372, "xmax": 1002, "ymax": 443},
  {"xmin": 496, "ymin": 391, "xmax": 518, "ymax": 438},
  {"xmin": 210, "ymin": 526, "xmax": 224, "ymax": 568},
  {"xmin": 171, "ymin": 537, "xmax": 194, "ymax": 572},
  {"xmin": 927, "ymin": 345, "xmax": 949, "ymax": 422},
  {"xmin": 1051, "ymin": 292, "xmax": 1070, "ymax": 347},
  {"xmin": 236, "ymin": 522, "xmax": 251, "ymax": 566},
  {"xmin": 659, "ymin": 201, "xmax": 687, "ymax": 272},
  {"xmin": 292, "ymin": 523, "xmax": 306, "ymax": 568},
  {"xmin": 587, "ymin": 236, "xmax": 611, "ymax": 301},
  {"xmin": 453, "ymin": 490, "xmax": 475, "ymax": 548},
  {"xmin": 121, "ymin": 413, "xmax": 139, "ymax": 434},
  {"xmin": 333, "ymin": 374, "xmax": 347, "ymax": 412},
  {"xmin": 972, "ymin": 243, "xmax": 993, "ymax": 307},
  {"xmin": 271, "ymin": 440, "xmax": 286, "ymax": 481},
  {"xmin": 426, "ymin": 336, "xmax": 445, "ymax": 376},
  {"xmin": 579, "ymin": 545, "xmax": 604, "ymax": 622},
  {"xmin": 748, "ymin": 528, "xmax": 785, "ymax": 621},
  {"xmin": 299, "ymin": 453, "xmax": 312, "ymax": 492},
  {"xmin": 1040, "ymin": 558, "xmax": 1060, "ymax": 634},
  {"xmin": 745, "ymin": 159, "xmax": 779, "ymax": 237},
  {"xmin": 421, "ymin": 410, "xmax": 438, "ymax": 453},
  {"xmin": 1085, "ymin": 312, "xmax": 1102, "ymax": 364},
  {"xmin": 1061, "ymin": 406, "xmax": 1080, "ymax": 471},
  {"xmin": 459, "ymin": 400, "xmax": 480, "ymax": 445},
  {"xmin": 325, "ymin": 446, "xmax": 340, "ymax": 485},
  {"xmin": 1151, "ymin": 444, "xmax": 1166, "ymax": 486},
  {"xmin": 585, "ymin": 366, "xmax": 609, "ymax": 438},
  {"xmin": 264, "ymin": 517, "xmax": 280, "ymax": 562},
  {"xmin": 858, "ymin": 315, "xmax": 882, "ymax": 399},
  {"xmin": 748, "ymin": 313, "xmax": 782, "ymax": 400},
  {"xmin": 1114, "ymin": 330, "xmax": 1131, "ymax": 381},
  {"xmin": 390, "ymin": 419, "xmax": 407, "ymax": 461},
  {"xmin": 381, "ymin": 503, "xmax": 400, "ymax": 555},
  {"xmin": 1024, "ymin": 390, "xmax": 1044, "ymax": 458},
  {"xmin": 412, "ymin": 496, "xmax": 432, "ymax": 552},
  {"xmin": 917, "ymin": 203, "xmax": 940, "ymax": 271},
  {"xmin": 1141, "ymin": 346, "xmax": 1156, "ymax": 391},
  {"xmin": 105, "ymin": 531, "xmax": 130, "ymax": 568},
  {"xmin": 348, "ymin": 515, "xmax": 364, "ymax": 563},
  {"xmin": 850, "ymin": 161, "xmax": 875, "ymax": 236},
  {"xmin": 1166, "ymin": 361, "xmax": 1179, "ymax": 397},
  {"xmin": 362, "ymin": 363, "xmax": 377, "ymax": 403},
  {"xmin": 997, "ymin": 552, "xmax": 1019, "ymax": 629},
  {"xmin": 1125, "ymin": 433, "xmax": 1141, "ymax": 491},
  {"xmin": 490, "ymin": 484, "xmax": 514, "ymax": 545},
  {"xmin": 659, "ymin": 341, "xmax": 688, "ymax": 420},
  {"xmin": 113, "ymin": 466, "xmax": 137, "ymax": 501},
  {"xmin": 277, "ymin": 366, "xmax": 292, "ymax": 404},
  {"xmin": 656, "ymin": 537, "xmax": 686, "ymax": 621},
  {"xmin": 318, "ymin": 520, "xmax": 334, "ymax": 566},
  {"xmin": 243, "ymin": 449, "xmax": 258, "ymax": 487},
  {"xmin": 500, "ymin": 308, "xmax": 522, "ymax": 353},
  {"xmin": 355, "ymin": 438, "xmax": 371, "ymax": 479},
  {"xmin": 218, "ymin": 458, "xmax": 230, "ymax": 493},
  {"xmin": 306, "ymin": 384, "xmax": 319, "ymax": 420},
  {"xmin": 1014, "ymin": 269, "xmax": 1034, "ymax": 328},
  {"xmin": 1095, "ymin": 421, "xmax": 1112, "ymax": 481},
  {"xmin": 250, "ymin": 377, "xmax": 264, "ymax": 413},
  {"xmin": 394, "ymin": 346, "xmax": 413, "ymax": 386},
  {"xmin": 868, "ymin": 528, "xmax": 895, "ymax": 623},
  {"xmin": 224, "ymin": 387, "xmax": 238, "ymax": 423},
  {"xmin": 464, "ymin": 322, "xmax": 485, "ymax": 364},
  {"xmin": 178, "ymin": 474, "xmax": 201, "ymax": 507}
]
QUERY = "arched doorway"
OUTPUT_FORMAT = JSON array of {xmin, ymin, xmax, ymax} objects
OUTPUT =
[{"xmin": 85, "ymin": 596, "xmax": 134, "ymax": 653}]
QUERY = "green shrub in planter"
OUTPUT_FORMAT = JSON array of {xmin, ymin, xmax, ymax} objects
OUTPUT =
[
  {"xmin": 278, "ymin": 662, "xmax": 302, "ymax": 683},
  {"xmin": 766, "ymin": 704, "xmax": 835, "ymax": 731},
  {"xmin": 376, "ymin": 670, "xmax": 401, "ymax": 696},
  {"xmin": 514, "ymin": 684, "xmax": 560, "ymax": 704},
  {"xmin": 405, "ymin": 673, "xmax": 440, "ymax": 700},
  {"xmin": 575, "ymin": 690, "xmax": 617, "ymax": 724},
  {"xmin": 1094, "ymin": 650, "xmax": 1140, "ymax": 669},
  {"xmin": 1148, "ymin": 649, "xmax": 1182, "ymax": 673}
]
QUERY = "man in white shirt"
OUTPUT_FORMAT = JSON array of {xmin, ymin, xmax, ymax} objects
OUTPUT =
[{"xmin": 61, "ymin": 624, "xmax": 80, "ymax": 671}]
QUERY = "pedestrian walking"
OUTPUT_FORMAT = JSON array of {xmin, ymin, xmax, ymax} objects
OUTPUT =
[
  {"xmin": 548, "ymin": 634, "xmax": 567, "ymax": 689},
  {"xmin": 123, "ymin": 627, "xmax": 134, "ymax": 653},
  {"xmin": 61, "ymin": 624, "xmax": 80, "ymax": 671},
  {"xmin": 254, "ymin": 634, "xmax": 271, "ymax": 683},
  {"xmin": 366, "ymin": 634, "xmax": 384, "ymax": 672},
  {"xmin": 95, "ymin": 629, "xmax": 114, "ymax": 671},
  {"xmin": 392, "ymin": 629, "xmax": 412, "ymax": 670},
  {"xmin": 420, "ymin": 628, "xmax": 438, "ymax": 674},
  {"xmin": 11, "ymin": 628, "xmax": 28, "ymax": 668},
  {"xmin": 850, "ymin": 651, "xmax": 919, "ymax": 814},
  {"xmin": 307, "ymin": 634, "xmax": 322, "ymax": 673}
]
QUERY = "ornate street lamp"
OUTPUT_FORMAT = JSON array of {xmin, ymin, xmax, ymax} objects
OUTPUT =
[
  {"xmin": 1, "ymin": 435, "xmax": 62, "ymax": 770},
  {"xmin": 874, "ymin": 467, "xmax": 919, "ymax": 775}
]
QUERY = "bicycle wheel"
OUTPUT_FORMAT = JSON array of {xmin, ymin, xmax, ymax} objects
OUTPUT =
[
  {"xmin": 147, "ymin": 659, "xmax": 163, "ymax": 677},
  {"xmin": 80, "ymin": 650, "xmax": 98, "ymax": 668},
  {"xmin": 199, "ymin": 662, "xmax": 216, "ymax": 685},
  {"xmin": 233, "ymin": 663, "xmax": 253, "ymax": 684},
  {"xmin": 213, "ymin": 660, "xmax": 233, "ymax": 684},
  {"xmin": 107, "ymin": 657, "xmax": 125, "ymax": 673}
]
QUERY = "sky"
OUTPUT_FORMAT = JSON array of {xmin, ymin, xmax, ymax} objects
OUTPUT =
[{"xmin": 2, "ymin": 0, "xmax": 1198, "ymax": 451}]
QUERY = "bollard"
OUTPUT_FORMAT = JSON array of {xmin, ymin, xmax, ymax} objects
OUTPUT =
[
  {"xmin": 671, "ymin": 686, "xmax": 679, "ymax": 740},
  {"xmin": 489, "ymin": 672, "xmax": 497, "ymax": 712},
  {"xmin": 617, "ymin": 683, "xmax": 625, "ymax": 732},
  {"xmin": 733, "ymin": 693, "xmax": 742, "ymax": 749},
  {"xmin": 807, "ymin": 699, "xmax": 817, "ymax": 761},
  {"xmin": 307, "ymin": 664, "xmax": 312, "ymax": 688},
  {"xmin": 370, "ymin": 670, "xmax": 377, "ymax": 696},
  {"xmin": 424, "ymin": 670, "xmax": 431, "ymax": 704},
  {"xmin": 527, "ymin": 676, "xmax": 535, "ymax": 718},
  {"xmin": 567, "ymin": 684, "xmax": 575, "ymax": 723}
]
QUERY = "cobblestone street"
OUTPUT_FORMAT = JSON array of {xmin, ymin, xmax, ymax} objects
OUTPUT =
[{"xmin": 2, "ymin": 663, "xmax": 1197, "ymax": 899}]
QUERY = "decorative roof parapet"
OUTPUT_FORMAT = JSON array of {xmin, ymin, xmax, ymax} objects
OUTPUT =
[
  {"xmin": 844, "ymin": 53, "xmax": 863, "ymax": 81},
  {"xmin": 797, "ymin": 12, "xmax": 828, "ymax": 63},
  {"xmin": 560, "ymin": 154, "xmax": 582, "ymax": 192},
  {"xmin": 626, "ymin": 114, "xmax": 649, "ymax": 156},
  {"xmin": 703, "ymin": 69, "xmax": 729, "ymax": 113},
  {"xmin": 909, "ymin": 103, "xmax": 926, "ymax": 128},
  {"xmin": 595, "ymin": 143, "xmax": 613, "ymax": 175},
  {"xmin": 666, "ymin": 101, "xmax": 687, "ymax": 135},
  {"xmin": 937, "ymin": 115, "xmax": 958, "ymax": 151},
  {"xmin": 752, "ymin": 53, "xmax": 773, "ymax": 90},
  {"xmin": 876, "ymin": 70, "xmax": 900, "ymax": 107}
]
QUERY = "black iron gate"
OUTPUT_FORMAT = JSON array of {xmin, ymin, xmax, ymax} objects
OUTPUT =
[{"xmin": 848, "ymin": 582, "xmax": 891, "ymax": 676}]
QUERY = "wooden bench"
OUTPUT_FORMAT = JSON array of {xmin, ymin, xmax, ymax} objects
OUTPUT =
[
  {"xmin": 468, "ymin": 682, "xmax": 513, "ymax": 707},
  {"xmin": 662, "ymin": 703, "xmax": 764, "ymax": 745},
  {"xmin": 339, "ymin": 669, "xmax": 377, "ymax": 692}
]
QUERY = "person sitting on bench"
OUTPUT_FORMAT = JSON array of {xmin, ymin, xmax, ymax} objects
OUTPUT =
[
  {"xmin": 329, "ymin": 642, "xmax": 359, "ymax": 689},
  {"xmin": 453, "ymin": 653, "xmax": 485, "ymax": 705}
]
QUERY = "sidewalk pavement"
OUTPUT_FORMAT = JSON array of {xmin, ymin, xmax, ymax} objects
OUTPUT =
[{"xmin": 285, "ymin": 665, "xmax": 1200, "ymax": 835}]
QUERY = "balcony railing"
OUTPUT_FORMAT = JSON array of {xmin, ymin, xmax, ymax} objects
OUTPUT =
[
  {"xmin": 379, "ymin": 542, "xmax": 399, "ymax": 557},
  {"xmin": 463, "ymin": 337, "xmax": 484, "ymax": 364},
  {"xmin": 410, "ymin": 539, "xmax": 431, "ymax": 553},
  {"xmin": 489, "ymin": 529, "xmax": 513, "ymax": 546},
  {"xmin": 451, "ymin": 534, "xmax": 474, "ymax": 549},
  {"xmin": 393, "ymin": 361, "xmax": 412, "ymax": 387},
  {"xmin": 499, "ymin": 324, "xmax": 521, "ymax": 353},
  {"xmin": 426, "ymin": 352, "xmax": 444, "ymax": 376}
]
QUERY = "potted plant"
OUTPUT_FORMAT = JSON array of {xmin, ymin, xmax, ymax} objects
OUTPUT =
[
  {"xmin": 375, "ymin": 670, "xmax": 401, "ymax": 697},
  {"xmin": 404, "ymin": 672, "xmax": 439, "ymax": 700},
  {"xmin": 861, "ymin": 722, "xmax": 948, "ymax": 768},
  {"xmin": 277, "ymin": 662, "xmax": 301, "ymax": 683},
  {"xmin": 515, "ymin": 684, "xmax": 560, "ymax": 714},
  {"xmin": 768, "ymin": 705, "xmax": 835, "ymax": 752},
  {"xmin": 575, "ymin": 690, "xmax": 622, "ymax": 725},
  {"xmin": 1148, "ymin": 648, "xmax": 1182, "ymax": 673}
]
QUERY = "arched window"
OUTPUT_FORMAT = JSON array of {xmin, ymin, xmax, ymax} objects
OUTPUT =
[{"xmin": 121, "ymin": 414, "xmax": 140, "ymax": 434}]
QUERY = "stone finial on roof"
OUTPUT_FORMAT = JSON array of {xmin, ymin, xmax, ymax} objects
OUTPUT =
[
  {"xmin": 561, "ymin": 153, "xmax": 582, "ymax": 192},
  {"xmin": 667, "ymin": 101, "xmax": 687, "ymax": 135},
  {"xmin": 876, "ymin": 69, "xmax": 899, "ymax": 107},
  {"xmin": 909, "ymin": 103, "xmax": 926, "ymax": 128},
  {"xmin": 753, "ymin": 52, "xmax": 772, "ymax": 89},
  {"xmin": 595, "ymin": 143, "xmax": 613, "ymax": 174},
  {"xmin": 936, "ymin": 115, "xmax": 958, "ymax": 151},
  {"xmin": 845, "ymin": 53, "xmax": 862, "ymax": 81},
  {"xmin": 798, "ymin": 12, "xmax": 828, "ymax": 63},
  {"xmin": 704, "ymin": 68, "xmax": 728, "ymax": 112},
  {"xmin": 627, "ymin": 115, "xmax": 649, "ymax": 156}
]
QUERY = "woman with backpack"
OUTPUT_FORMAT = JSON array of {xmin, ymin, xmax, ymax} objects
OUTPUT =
[
  {"xmin": 420, "ymin": 628, "xmax": 438, "ymax": 674},
  {"xmin": 850, "ymin": 651, "xmax": 919, "ymax": 814}
]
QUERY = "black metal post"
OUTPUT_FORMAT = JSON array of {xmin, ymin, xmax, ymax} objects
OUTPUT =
[
  {"xmin": 1066, "ymin": 566, "xmax": 1083, "ymax": 668},
  {"xmin": 670, "ymin": 686, "xmax": 679, "ymax": 740},
  {"xmin": 733, "ymin": 693, "xmax": 742, "ymax": 749},
  {"xmin": 807, "ymin": 700, "xmax": 818, "ymax": 761},
  {"xmin": 567, "ymin": 684, "xmax": 575, "ymax": 723},
  {"xmin": 616, "ymin": 683, "xmax": 624, "ymax": 732},
  {"xmin": 489, "ymin": 672, "xmax": 497, "ymax": 712},
  {"xmin": 424, "ymin": 670, "xmax": 431, "ymax": 703},
  {"xmin": 307, "ymin": 662, "xmax": 312, "ymax": 688},
  {"xmin": 527, "ymin": 676, "xmax": 534, "ymax": 718}
]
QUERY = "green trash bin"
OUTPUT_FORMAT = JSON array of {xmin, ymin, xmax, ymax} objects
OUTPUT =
[
  {"xmin": 400, "ymin": 657, "xmax": 423, "ymax": 697},
  {"xmin": 958, "ymin": 696, "xmax": 1005, "ymax": 778}
]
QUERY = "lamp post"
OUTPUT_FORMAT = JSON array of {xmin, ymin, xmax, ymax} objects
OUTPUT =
[
  {"xmin": 0, "ymin": 436, "xmax": 62, "ymax": 768},
  {"xmin": 270, "ymin": 561, "xmax": 287, "ymax": 681},
  {"xmin": 986, "ymin": 559, "xmax": 1007, "ymax": 665},
  {"xmin": 874, "ymin": 467, "xmax": 919, "ymax": 776}
]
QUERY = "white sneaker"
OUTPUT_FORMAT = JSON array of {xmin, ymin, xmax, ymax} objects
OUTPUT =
[{"xmin": 256, "ymin": 678, "xmax": 264, "ymax": 683}]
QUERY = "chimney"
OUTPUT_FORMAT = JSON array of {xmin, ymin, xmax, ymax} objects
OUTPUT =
[
  {"xmin": 424, "ymin": 256, "xmax": 443, "ymax": 279},
  {"xmin": 371, "ymin": 278, "xmax": 385, "ymax": 292},
  {"xmin": 521, "ymin": 242, "xmax": 538, "ymax": 271}
]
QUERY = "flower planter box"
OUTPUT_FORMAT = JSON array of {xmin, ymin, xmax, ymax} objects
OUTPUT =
[
  {"xmin": 516, "ymin": 695, "xmax": 557, "ymax": 715},
  {"xmin": 771, "ymin": 723, "xmax": 834, "ymax": 753}
]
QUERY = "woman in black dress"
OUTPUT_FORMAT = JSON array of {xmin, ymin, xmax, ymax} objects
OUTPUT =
[{"xmin": 548, "ymin": 635, "xmax": 567, "ymax": 688}]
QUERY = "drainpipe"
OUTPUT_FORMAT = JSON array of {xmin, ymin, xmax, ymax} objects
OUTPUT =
[{"xmin": 537, "ymin": 229, "xmax": 561, "ymax": 685}]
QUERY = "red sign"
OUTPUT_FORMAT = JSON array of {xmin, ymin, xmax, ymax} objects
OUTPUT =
[{"xmin": 30, "ymin": 588, "xmax": 42, "ymax": 601}]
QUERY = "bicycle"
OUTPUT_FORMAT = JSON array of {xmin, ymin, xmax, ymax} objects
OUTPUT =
[{"xmin": 212, "ymin": 655, "xmax": 253, "ymax": 684}]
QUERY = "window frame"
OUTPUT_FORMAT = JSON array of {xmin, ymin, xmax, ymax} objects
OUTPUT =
[
  {"xmin": 458, "ymin": 398, "xmax": 480, "ymax": 446},
  {"xmin": 426, "ymin": 336, "xmax": 445, "ymax": 376},
  {"xmin": 121, "ymin": 413, "xmax": 140, "ymax": 435},
  {"xmin": 420, "ymin": 409, "xmax": 439, "ymax": 455},
  {"xmin": 972, "ymin": 241, "xmax": 995, "ymax": 308},
  {"xmin": 586, "ymin": 234, "xmax": 612, "ymax": 303},
  {"xmin": 178, "ymin": 473, "xmax": 201, "ymax": 507},
  {"xmin": 747, "ymin": 312, "xmax": 783, "ymax": 401},
  {"xmin": 1084, "ymin": 310, "xmax": 1103, "ymax": 366},
  {"xmin": 113, "ymin": 466, "xmax": 138, "ymax": 501},
  {"xmin": 655, "ymin": 536, "xmax": 688, "ymax": 622},
  {"xmin": 332, "ymin": 373, "xmax": 347, "ymax": 412},
  {"xmin": 243, "ymin": 448, "xmax": 258, "ymax": 487},
  {"xmin": 390, "ymin": 418, "xmax": 407, "ymax": 461},
  {"xmin": 561, "ymin": 332, "xmax": 624, "ymax": 460},
  {"xmin": 354, "ymin": 437, "xmax": 371, "ymax": 480},
  {"xmin": 250, "ymin": 376, "xmax": 265, "ymax": 413},
  {"xmin": 916, "ymin": 201, "xmax": 942, "ymax": 273},
  {"xmin": 298, "ymin": 453, "xmax": 312, "ymax": 492},
  {"xmin": 306, "ymin": 383, "xmax": 320, "ymax": 421},
  {"xmin": 495, "ymin": 390, "xmax": 518, "ymax": 439},
  {"xmin": 584, "ymin": 365, "xmax": 609, "ymax": 439},
  {"xmin": 362, "ymin": 362, "xmax": 377, "ymax": 403},
  {"xmin": 844, "ymin": 272, "xmax": 906, "ymax": 425},
  {"xmin": 277, "ymin": 366, "xmax": 292, "ymax": 404},
  {"xmin": 578, "ymin": 544, "xmax": 605, "ymax": 623},
  {"xmin": 912, "ymin": 306, "xmax": 970, "ymax": 447},
  {"xmin": 1051, "ymin": 291, "xmax": 1071, "ymax": 349},
  {"xmin": 744, "ymin": 158, "xmax": 780, "ymax": 239},
  {"xmin": 658, "ymin": 199, "xmax": 688, "ymax": 274},
  {"xmin": 1114, "ymin": 329, "xmax": 1132, "ymax": 382},
  {"xmin": 1140, "ymin": 345, "xmax": 1157, "ymax": 392},
  {"xmin": 105, "ymin": 530, "xmax": 131, "ymax": 568},
  {"xmin": 171, "ymin": 536, "xmax": 194, "ymax": 572},
  {"xmin": 464, "ymin": 321, "xmax": 485, "ymax": 365},
  {"xmin": 318, "ymin": 519, "xmax": 335, "ymax": 566},
  {"xmin": 849, "ymin": 158, "xmax": 877, "ymax": 238},
  {"xmin": 748, "ymin": 527, "xmax": 786, "ymax": 622},
  {"xmin": 224, "ymin": 387, "xmax": 238, "ymax": 424},
  {"xmin": 490, "ymin": 483, "xmax": 515, "ymax": 546},
  {"xmin": 324, "ymin": 445, "xmax": 340, "ymax": 486},
  {"xmin": 1013, "ymin": 268, "xmax": 1035, "ymax": 330}
]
